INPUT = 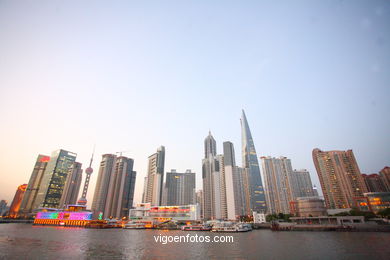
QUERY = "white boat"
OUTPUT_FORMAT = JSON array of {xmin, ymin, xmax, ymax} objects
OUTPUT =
[
  {"xmin": 123, "ymin": 222, "xmax": 146, "ymax": 229},
  {"xmin": 235, "ymin": 223, "xmax": 252, "ymax": 232},
  {"xmin": 181, "ymin": 224, "xmax": 212, "ymax": 231},
  {"xmin": 211, "ymin": 222, "xmax": 252, "ymax": 232}
]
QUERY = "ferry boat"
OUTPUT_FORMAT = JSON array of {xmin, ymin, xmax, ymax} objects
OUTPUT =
[
  {"xmin": 211, "ymin": 222, "xmax": 252, "ymax": 232},
  {"xmin": 181, "ymin": 224, "xmax": 212, "ymax": 231},
  {"xmin": 123, "ymin": 222, "xmax": 146, "ymax": 229}
]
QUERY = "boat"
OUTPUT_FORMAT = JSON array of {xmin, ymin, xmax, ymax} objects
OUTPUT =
[
  {"xmin": 123, "ymin": 222, "xmax": 146, "ymax": 229},
  {"xmin": 211, "ymin": 222, "xmax": 252, "ymax": 232},
  {"xmin": 181, "ymin": 224, "xmax": 212, "ymax": 231},
  {"xmin": 235, "ymin": 223, "xmax": 252, "ymax": 232}
]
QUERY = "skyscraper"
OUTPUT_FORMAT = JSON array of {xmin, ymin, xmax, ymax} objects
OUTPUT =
[
  {"xmin": 223, "ymin": 141, "xmax": 239, "ymax": 220},
  {"xmin": 312, "ymin": 148, "xmax": 368, "ymax": 209},
  {"xmin": 202, "ymin": 132, "xmax": 222, "ymax": 220},
  {"xmin": 143, "ymin": 146, "xmax": 165, "ymax": 206},
  {"xmin": 289, "ymin": 169, "xmax": 316, "ymax": 198},
  {"xmin": 9, "ymin": 184, "xmax": 27, "ymax": 218},
  {"xmin": 91, "ymin": 154, "xmax": 136, "ymax": 218},
  {"xmin": 92, "ymin": 154, "xmax": 116, "ymax": 217},
  {"xmin": 104, "ymin": 156, "xmax": 136, "ymax": 218},
  {"xmin": 196, "ymin": 190, "xmax": 203, "ymax": 219},
  {"xmin": 241, "ymin": 110, "xmax": 266, "ymax": 213},
  {"xmin": 0, "ymin": 200, "xmax": 7, "ymax": 217},
  {"xmin": 165, "ymin": 169, "xmax": 196, "ymax": 206},
  {"xmin": 19, "ymin": 154, "xmax": 50, "ymax": 216},
  {"xmin": 260, "ymin": 156, "xmax": 294, "ymax": 214},
  {"xmin": 59, "ymin": 162, "xmax": 83, "ymax": 208},
  {"xmin": 205, "ymin": 131, "xmax": 217, "ymax": 158},
  {"xmin": 34, "ymin": 149, "xmax": 77, "ymax": 209}
]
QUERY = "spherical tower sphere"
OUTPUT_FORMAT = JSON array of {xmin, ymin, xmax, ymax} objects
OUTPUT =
[{"xmin": 85, "ymin": 167, "xmax": 93, "ymax": 174}]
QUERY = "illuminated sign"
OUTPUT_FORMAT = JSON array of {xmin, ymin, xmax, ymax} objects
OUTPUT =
[
  {"xmin": 39, "ymin": 156, "xmax": 50, "ymax": 163},
  {"xmin": 36, "ymin": 211, "xmax": 92, "ymax": 220}
]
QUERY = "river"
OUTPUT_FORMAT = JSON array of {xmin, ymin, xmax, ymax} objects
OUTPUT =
[{"xmin": 0, "ymin": 224, "xmax": 389, "ymax": 259}]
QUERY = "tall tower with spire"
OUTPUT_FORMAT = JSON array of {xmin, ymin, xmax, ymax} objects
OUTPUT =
[
  {"xmin": 241, "ymin": 110, "xmax": 267, "ymax": 213},
  {"xmin": 77, "ymin": 148, "xmax": 94, "ymax": 206}
]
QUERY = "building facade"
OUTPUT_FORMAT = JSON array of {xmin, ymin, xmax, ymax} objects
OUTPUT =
[
  {"xmin": 241, "ymin": 110, "xmax": 266, "ymax": 213},
  {"xmin": 34, "ymin": 149, "xmax": 77, "ymax": 209},
  {"xmin": 289, "ymin": 169, "xmax": 316, "ymax": 198},
  {"xmin": 379, "ymin": 167, "xmax": 390, "ymax": 191},
  {"xmin": 196, "ymin": 190, "xmax": 203, "ymax": 219},
  {"xmin": 261, "ymin": 156, "xmax": 294, "ymax": 214},
  {"xmin": 202, "ymin": 132, "xmax": 222, "ymax": 220},
  {"xmin": 312, "ymin": 148, "xmax": 368, "ymax": 209},
  {"xmin": 143, "ymin": 146, "xmax": 165, "ymax": 206},
  {"xmin": 91, "ymin": 154, "xmax": 116, "ymax": 218},
  {"xmin": 0, "ymin": 200, "xmax": 7, "ymax": 216},
  {"xmin": 59, "ymin": 162, "xmax": 83, "ymax": 208},
  {"xmin": 8, "ymin": 184, "xmax": 28, "ymax": 218},
  {"xmin": 19, "ymin": 154, "xmax": 50, "ymax": 216},
  {"xmin": 92, "ymin": 154, "xmax": 136, "ymax": 219},
  {"xmin": 362, "ymin": 174, "xmax": 388, "ymax": 193},
  {"xmin": 165, "ymin": 169, "xmax": 195, "ymax": 206}
]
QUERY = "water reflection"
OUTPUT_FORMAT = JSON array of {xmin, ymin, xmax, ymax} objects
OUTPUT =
[{"xmin": 0, "ymin": 224, "xmax": 389, "ymax": 259}]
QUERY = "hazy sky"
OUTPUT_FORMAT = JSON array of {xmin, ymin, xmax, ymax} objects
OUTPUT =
[{"xmin": 1, "ymin": 1, "xmax": 389, "ymax": 206}]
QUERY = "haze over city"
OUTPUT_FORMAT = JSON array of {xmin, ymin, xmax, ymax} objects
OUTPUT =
[{"xmin": 1, "ymin": 0, "xmax": 389, "ymax": 208}]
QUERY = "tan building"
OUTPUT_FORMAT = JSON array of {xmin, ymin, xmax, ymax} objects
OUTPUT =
[
  {"xmin": 312, "ymin": 148, "xmax": 368, "ymax": 209},
  {"xmin": 291, "ymin": 197, "xmax": 327, "ymax": 217},
  {"xmin": 9, "ymin": 184, "xmax": 28, "ymax": 218},
  {"xmin": 379, "ymin": 167, "xmax": 390, "ymax": 191},
  {"xmin": 19, "ymin": 155, "xmax": 50, "ymax": 216},
  {"xmin": 260, "ymin": 156, "xmax": 294, "ymax": 214},
  {"xmin": 143, "ymin": 146, "xmax": 165, "ymax": 206}
]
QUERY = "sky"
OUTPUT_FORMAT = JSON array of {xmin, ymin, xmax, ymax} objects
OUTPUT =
[{"xmin": 0, "ymin": 0, "xmax": 389, "ymax": 207}]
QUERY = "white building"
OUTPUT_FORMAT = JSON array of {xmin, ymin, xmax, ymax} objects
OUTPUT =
[{"xmin": 253, "ymin": 212, "xmax": 266, "ymax": 223}]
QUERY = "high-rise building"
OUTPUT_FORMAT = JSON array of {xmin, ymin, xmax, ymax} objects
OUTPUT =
[
  {"xmin": 202, "ymin": 132, "xmax": 221, "ymax": 220},
  {"xmin": 312, "ymin": 148, "xmax": 368, "ymax": 209},
  {"xmin": 196, "ymin": 190, "xmax": 203, "ymax": 219},
  {"xmin": 165, "ymin": 169, "xmax": 195, "ymax": 206},
  {"xmin": 217, "ymin": 154, "xmax": 227, "ymax": 220},
  {"xmin": 0, "ymin": 200, "xmax": 7, "ymax": 216},
  {"xmin": 104, "ymin": 156, "xmax": 136, "ymax": 218},
  {"xmin": 34, "ymin": 149, "xmax": 77, "ymax": 209},
  {"xmin": 223, "ymin": 141, "xmax": 241, "ymax": 220},
  {"xmin": 59, "ymin": 162, "xmax": 83, "ymax": 208},
  {"xmin": 9, "ymin": 184, "xmax": 27, "ymax": 218},
  {"xmin": 143, "ymin": 146, "xmax": 165, "ymax": 206},
  {"xmin": 91, "ymin": 154, "xmax": 136, "ymax": 218},
  {"xmin": 241, "ymin": 110, "xmax": 266, "ymax": 213},
  {"xmin": 92, "ymin": 154, "xmax": 116, "ymax": 217},
  {"xmin": 379, "ymin": 167, "xmax": 390, "ymax": 192},
  {"xmin": 19, "ymin": 155, "xmax": 50, "ymax": 216},
  {"xmin": 260, "ymin": 156, "xmax": 294, "ymax": 214},
  {"xmin": 362, "ymin": 174, "xmax": 388, "ymax": 193},
  {"xmin": 313, "ymin": 185, "xmax": 319, "ymax": 197},
  {"xmin": 205, "ymin": 131, "xmax": 217, "ymax": 158},
  {"xmin": 289, "ymin": 169, "xmax": 316, "ymax": 198}
]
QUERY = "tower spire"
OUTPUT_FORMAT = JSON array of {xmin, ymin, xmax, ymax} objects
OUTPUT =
[{"xmin": 77, "ymin": 145, "xmax": 95, "ymax": 206}]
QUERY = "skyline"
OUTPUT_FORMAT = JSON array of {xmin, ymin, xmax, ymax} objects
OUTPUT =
[{"xmin": 1, "ymin": 1, "xmax": 390, "ymax": 206}]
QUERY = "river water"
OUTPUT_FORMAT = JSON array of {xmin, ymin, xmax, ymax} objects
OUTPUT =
[{"xmin": 0, "ymin": 224, "xmax": 389, "ymax": 259}]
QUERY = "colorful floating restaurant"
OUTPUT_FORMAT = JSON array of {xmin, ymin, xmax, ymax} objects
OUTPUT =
[{"xmin": 33, "ymin": 205, "xmax": 94, "ymax": 227}]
